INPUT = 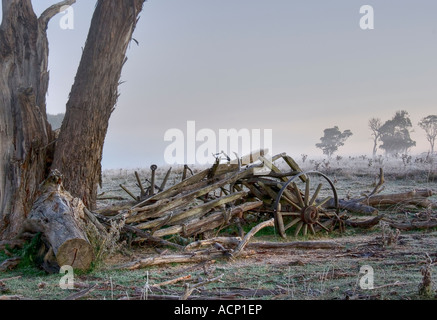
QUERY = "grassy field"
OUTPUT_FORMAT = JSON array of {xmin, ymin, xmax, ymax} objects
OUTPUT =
[{"xmin": 1, "ymin": 155, "xmax": 436, "ymax": 300}]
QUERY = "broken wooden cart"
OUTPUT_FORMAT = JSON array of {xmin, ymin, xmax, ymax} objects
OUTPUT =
[{"xmin": 115, "ymin": 151, "xmax": 345, "ymax": 240}]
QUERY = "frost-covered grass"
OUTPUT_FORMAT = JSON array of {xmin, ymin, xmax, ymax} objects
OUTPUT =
[{"xmin": 99, "ymin": 154, "xmax": 436, "ymax": 200}]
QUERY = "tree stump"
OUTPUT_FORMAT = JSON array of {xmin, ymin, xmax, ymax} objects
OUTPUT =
[{"xmin": 24, "ymin": 171, "xmax": 94, "ymax": 271}]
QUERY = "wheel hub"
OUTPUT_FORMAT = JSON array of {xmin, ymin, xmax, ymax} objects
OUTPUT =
[{"xmin": 301, "ymin": 206, "xmax": 319, "ymax": 224}]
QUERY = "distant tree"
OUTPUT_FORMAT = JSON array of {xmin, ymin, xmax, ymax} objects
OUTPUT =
[
  {"xmin": 418, "ymin": 115, "xmax": 437, "ymax": 155},
  {"xmin": 316, "ymin": 126, "xmax": 353, "ymax": 158},
  {"xmin": 368, "ymin": 117, "xmax": 382, "ymax": 158},
  {"xmin": 379, "ymin": 110, "xmax": 416, "ymax": 155}
]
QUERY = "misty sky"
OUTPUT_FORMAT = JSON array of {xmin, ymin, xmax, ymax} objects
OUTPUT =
[{"xmin": 2, "ymin": 1, "xmax": 437, "ymax": 168}]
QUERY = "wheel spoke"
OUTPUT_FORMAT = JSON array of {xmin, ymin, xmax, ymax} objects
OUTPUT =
[
  {"xmin": 294, "ymin": 221, "xmax": 304, "ymax": 237},
  {"xmin": 304, "ymin": 178, "xmax": 310, "ymax": 206},
  {"xmin": 316, "ymin": 196, "xmax": 332, "ymax": 209},
  {"xmin": 316, "ymin": 221, "xmax": 330, "ymax": 232},
  {"xmin": 292, "ymin": 182, "xmax": 305, "ymax": 208},
  {"xmin": 285, "ymin": 217, "xmax": 301, "ymax": 230},
  {"xmin": 309, "ymin": 224, "xmax": 316, "ymax": 235},
  {"xmin": 280, "ymin": 212, "xmax": 301, "ymax": 216},
  {"xmin": 281, "ymin": 195, "xmax": 302, "ymax": 211},
  {"xmin": 302, "ymin": 224, "xmax": 308, "ymax": 236},
  {"xmin": 309, "ymin": 183, "xmax": 323, "ymax": 206}
]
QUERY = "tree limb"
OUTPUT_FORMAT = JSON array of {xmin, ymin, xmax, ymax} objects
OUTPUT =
[
  {"xmin": 231, "ymin": 218, "xmax": 275, "ymax": 258},
  {"xmin": 38, "ymin": 0, "xmax": 76, "ymax": 30}
]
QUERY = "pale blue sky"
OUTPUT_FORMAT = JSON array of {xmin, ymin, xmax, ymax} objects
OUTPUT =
[{"xmin": 2, "ymin": 1, "xmax": 437, "ymax": 168}]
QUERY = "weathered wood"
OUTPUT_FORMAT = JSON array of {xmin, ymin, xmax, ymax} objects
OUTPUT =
[
  {"xmin": 134, "ymin": 171, "xmax": 146, "ymax": 197},
  {"xmin": 64, "ymin": 284, "xmax": 98, "ymax": 301},
  {"xmin": 152, "ymin": 201, "xmax": 263, "ymax": 238},
  {"xmin": 97, "ymin": 195, "xmax": 127, "ymax": 201},
  {"xmin": 232, "ymin": 218, "xmax": 275, "ymax": 258},
  {"xmin": 159, "ymin": 167, "xmax": 173, "ymax": 191},
  {"xmin": 150, "ymin": 165, "xmax": 157, "ymax": 195},
  {"xmin": 0, "ymin": 0, "xmax": 70, "ymax": 238},
  {"xmin": 185, "ymin": 237, "xmax": 242, "ymax": 251},
  {"xmin": 132, "ymin": 169, "xmax": 210, "ymax": 208},
  {"xmin": 229, "ymin": 149, "xmax": 268, "ymax": 166},
  {"xmin": 127, "ymin": 169, "xmax": 253, "ymax": 223},
  {"xmin": 51, "ymin": 0, "xmax": 146, "ymax": 210},
  {"xmin": 328, "ymin": 199, "xmax": 379, "ymax": 215},
  {"xmin": 282, "ymin": 155, "xmax": 306, "ymax": 182},
  {"xmin": 95, "ymin": 201, "xmax": 137, "ymax": 216},
  {"xmin": 362, "ymin": 189, "xmax": 433, "ymax": 207},
  {"xmin": 134, "ymin": 192, "xmax": 247, "ymax": 230},
  {"xmin": 92, "ymin": 212, "xmax": 184, "ymax": 250},
  {"xmin": 150, "ymin": 275, "xmax": 192, "ymax": 289},
  {"xmin": 246, "ymin": 241, "xmax": 343, "ymax": 250},
  {"xmin": 258, "ymin": 156, "xmax": 289, "ymax": 183},
  {"xmin": 83, "ymin": 208, "xmax": 107, "ymax": 235},
  {"xmin": 117, "ymin": 250, "xmax": 226, "ymax": 270},
  {"xmin": 184, "ymin": 237, "xmax": 342, "ymax": 251},
  {"xmin": 344, "ymin": 214, "xmax": 385, "ymax": 229},
  {"xmin": 181, "ymin": 274, "xmax": 224, "ymax": 300},
  {"xmin": 24, "ymin": 171, "xmax": 93, "ymax": 270},
  {"xmin": 385, "ymin": 219, "xmax": 437, "ymax": 231},
  {"xmin": 119, "ymin": 184, "xmax": 139, "ymax": 202}
]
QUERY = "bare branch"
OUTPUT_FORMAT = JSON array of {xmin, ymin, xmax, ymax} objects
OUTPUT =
[{"xmin": 38, "ymin": 0, "xmax": 76, "ymax": 30}]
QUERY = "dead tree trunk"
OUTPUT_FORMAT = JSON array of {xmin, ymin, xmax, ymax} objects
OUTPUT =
[
  {"xmin": 52, "ymin": 0, "xmax": 146, "ymax": 210},
  {"xmin": 0, "ymin": 0, "xmax": 76, "ymax": 239},
  {"xmin": 0, "ymin": 0, "xmax": 146, "ymax": 269}
]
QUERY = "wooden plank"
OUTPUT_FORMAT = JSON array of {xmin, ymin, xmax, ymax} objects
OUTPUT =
[
  {"xmin": 134, "ymin": 191, "xmax": 247, "ymax": 230},
  {"xmin": 131, "ymin": 169, "xmax": 210, "ymax": 208},
  {"xmin": 128, "ymin": 169, "xmax": 254, "ymax": 224},
  {"xmin": 152, "ymin": 201, "xmax": 263, "ymax": 238}
]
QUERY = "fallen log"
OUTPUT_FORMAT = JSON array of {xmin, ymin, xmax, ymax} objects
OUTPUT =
[
  {"xmin": 247, "ymin": 241, "xmax": 344, "ymax": 250},
  {"xmin": 385, "ymin": 219, "xmax": 437, "ymax": 231},
  {"xmin": 328, "ymin": 189, "xmax": 434, "ymax": 215},
  {"xmin": 185, "ymin": 237, "xmax": 242, "ymax": 251},
  {"xmin": 185, "ymin": 237, "xmax": 343, "ymax": 251},
  {"xmin": 23, "ymin": 171, "xmax": 94, "ymax": 271},
  {"xmin": 362, "ymin": 189, "xmax": 433, "ymax": 207},
  {"xmin": 117, "ymin": 250, "xmax": 227, "ymax": 270},
  {"xmin": 333, "ymin": 199, "xmax": 379, "ymax": 215},
  {"xmin": 345, "ymin": 214, "xmax": 385, "ymax": 229}
]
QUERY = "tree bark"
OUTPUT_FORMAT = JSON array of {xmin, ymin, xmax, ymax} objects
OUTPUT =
[
  {"xmin": 0, "ymin": 0, "xmax": 75, "ymax": 238},
  {"xmin": 1, "ymin": 0, "xmax": 146, "ymax": 271},
  {"xmin": 52, "ymin": 0, "xmax": 146, "ymax": 210},
  {"xmin": 24, "ymin": 170, "xmax": 93, "ymax": 270}
]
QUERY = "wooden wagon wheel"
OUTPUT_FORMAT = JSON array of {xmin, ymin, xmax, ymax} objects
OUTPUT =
[{"xmin": 273, "ymin": 171, "xmax": 340, "ymax": 238}]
